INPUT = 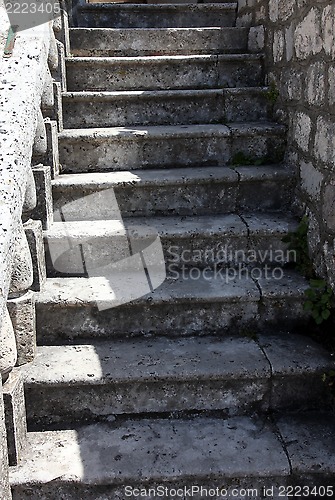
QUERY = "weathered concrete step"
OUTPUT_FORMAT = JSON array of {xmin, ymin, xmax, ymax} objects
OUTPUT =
[
  {"xmin": 65, "ymin": 54, "xmax": 264, "ymax": 91},
  {"xmin": 21, "ymin": 334, "xmax": 334, "ymax": 427},
  {"xmin": 62, "ymin": 88, "xmax": 271, "ymax": 128},
  {"xmin": 44, "ymin": 213, "xmax": 298, "ymax": 277},
  {"xmin": 52, "ymin": 166, "xmax": 293, "ymax": 218},
  {"xmin": 69, "ymin": 27, "xmax": 249, "ymax": 57},
  {"xmin": 76, "ymin": 3, "xmax": 238, "ymax": 28},
  {"xmin": 58, "ymin": 123, "xmax": 285, "ymax": 172},
  {"xmin": 35, "ymin": 270, "xmax": 309, "ymax": 344},
  {"xmin": 10, "ymin": 412, "xmax": 335, "ymax": 498}
]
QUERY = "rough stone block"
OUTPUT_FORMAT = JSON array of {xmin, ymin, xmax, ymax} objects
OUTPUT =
[
  {"xmin": 248, "ymin": 25, "xmax": 264, "ymax": 52},
  {"xmin": 314, "ymin": 115, "xmax": 335, "ymax": 166},
  {"xmin": 9, "ymin": 223, "xmax": 34, "ymax": 295},
  {"xmin": 3, "ymin": 370, "xmax": 27, "ymax": 466},
  {"xmin": 294, "ymin": 8, "xmax": 322, "ymax": 60},
  {"xmin": 24, "ymin": 220, "xmax": 47, "ymax": 292},
  {"xmin": 35, "ymin": 120, "xmax": 60, "ymax": 179},
  {"xmin": 0, "ymin": 384, "xmax": 11, "ymax": 499},
  {"xmin": 7, "ymin": 291, "xmax": 36, "ymax": 366},
  {"xmin": 31, "ymin": 165, "xmax": 53, "ymax": 230},
  {"xmin": 293, "ymin": 112, "xmax": 311, "ymax": 152},
  {"xmin": 53, "ymin": 81, "xmax": 64, "ymax": 132},
  {"xmin": 300, "ymin": 160, "xmax": 323, "ymax": 201},
  {"xmin": 54, "ymin": 40, "xmax": 67, "ymax": 91}
]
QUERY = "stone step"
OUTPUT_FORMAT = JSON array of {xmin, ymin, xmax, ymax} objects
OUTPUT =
[
  {"xmin": 75, "ymin": 3, "xmax": 238, "ymax": 28},
  {"xmin": 44, "ymin": 213, "xmax": 298, "ymax": 277},
  {"xmin": 35, "ymin": 269, "xmax": 309, "ymax": 344},
  {"xmin": 20, "ymin": 334, "xmax": 334, "ymax": 427},
  {"xmin": 52, "ymin": 166, "xmax": 293, "ymax": 218},
  {"xmin": 58, "ymin": 123, "xmax": 285, "ymax": 172},
  {"xmin": 10, "ymin": 412, "xmax": 335, "ymax": 498},
  {"xmin": 65, "ymin": 54, "xmax": 264, "ymax": 92},
  {"xmin": 69, "ymin": 27, "xmax": 249, "ymax": 57},
  {"xmin": 62, "ymin": 88, "xmax": 271, "ymax": 128}
]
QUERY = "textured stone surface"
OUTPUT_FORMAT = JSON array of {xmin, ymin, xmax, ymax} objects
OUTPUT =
[
  {"xmin": 44, "ymin": 213, "xmax": 295, "ymax": 277},
  {"xmin": 23, "ymin": 336, "xmax": 270, "ymax": 425},
  {"xmin": 0, "ymin": 381, "xmax": 11, "ymax": 499},
  {"xmin": 62, "ymin": 87, "xmax": 271, "ymax": 129},
  {"xmin": 51, "ymin": 165, "xmax": 293, "ymax": 218},
  {"xmin": 3, "ymin": 370, "xmax": 27, "ymax": 466},
  {"xmin": 10, "ymin": 415, "xmax": 290, "ymax": 496},
  {"xmin": 31, "ymin": 165, "xmax": 53, "ymax": 230},
  {"xmin": 35, "ymin": 270, "xmax": 309, "ymax": 344},
  {"xmin": 24, "ymin": 219, "xmax": 47, "ymax": 292},
  {"xmin": 7, "ymin": 291, "xmax": 36, "ymax": 366},
  {"xmin": 76, "ymin": 3, "xmax": 237, "ymax": 28},
  {"xmin": 9, "ymin": 224, "xmax": 33, "ymax": 295},
  {"xmin": 58, "ymin": 122, "xmax": 285, "ymax": 172},
  {"xmin": 11, "ymin": 412, "xmax": 335, "ymax": 498},
  {"xmin": 0, "ymin": 20, "xmax": 52, "ymax": 345},
  {"xmin": 69, "ymin": 26, "xmax": 249, "ymax": 57},
  {"xmin": 21, "ymin": 333, "xmax": 334, "ymax": 427},
  {"xmin": 0, "ymin": 307, "xmax": 17, "ymax": 381},
  {"xmin": 236, "ymin": 0, "xmax": 335, "ymax": 287},
  {"xmin": 66, "ymin": 54, "xmax": 264, "ymax": 92}
]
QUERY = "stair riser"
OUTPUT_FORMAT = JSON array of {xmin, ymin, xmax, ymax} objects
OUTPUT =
[
  {"xmin": 62, "ymin": 91, "xmax": 271, "ymax": 128},
  {"xmin": 76, "ymin": 7, "xmax": 237, "ymax": 28},
  {"xmin": 36, "ymin": 296, "xmax": 308, "ymax": 345},
  {"xmin": 69, "ymin": 27, "xmax": 249, "ymax": 57},
  {"xmin": 44, "ymin": 231, "xmax": 293, "ymax": 277},
  {"xmin": 25, "ymin": 379, "xmax": 269, "ymax": 428},
  {"xmin": 52, "ymin": 178, "xmax": 292, "ymax": 219},
  {"xmin": 59, "ymin": 132, "xmax": 285, "ymax": 172},
  {"xmin": 24, "ymin": 372, "xmax": 328, "ymax": 429},
  {"xmin": 66, "ymin": 57, "xmax": 264, "ymax": 92}
]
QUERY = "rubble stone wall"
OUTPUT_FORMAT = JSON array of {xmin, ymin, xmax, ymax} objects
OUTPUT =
[{"xmin": 237, "ymin": 0, "xmax": 335, "ymax": 286}]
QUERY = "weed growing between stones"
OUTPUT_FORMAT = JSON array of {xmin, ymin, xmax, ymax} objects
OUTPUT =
[
  {"xmin": 303, "ymin": 279, "xmax": 333, "ymax": 325},
  {"xmin": 282, "ymin": 215, "xmax": 314, "ymax": 278},
  {"xmin": 282, "ymin": 216, "xmax": 335, "ymax": 402}
]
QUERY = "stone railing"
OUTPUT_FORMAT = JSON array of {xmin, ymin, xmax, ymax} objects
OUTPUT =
[
  {"xmin": 0, "ymin": 3, "xmax": 66, "ymax": 495},
  {"xmin": 0, "ymin": 11, "xmax": 55, "ymax": 379},
  {"xmin": 237, "ymin": 0, "xmax": 335, "ymax": 287}
]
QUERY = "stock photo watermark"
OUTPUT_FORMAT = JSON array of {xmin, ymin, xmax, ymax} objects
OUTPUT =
[{"xmin": 166, "ymin": 245, "xmax": 297, "ymax": 283}]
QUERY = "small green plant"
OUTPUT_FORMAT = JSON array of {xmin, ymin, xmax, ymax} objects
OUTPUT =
[
  {"xmin": 282, "ymin": 216, "xmax": 335, "ymax": 326},
  {"xmin": 282, "ymin": 215, "xmax": 314, "ymax": 278},
  {"xmin": 304, "ymin": 279, "xmax": 334, "ymax": 325},
  {"xmin": 266, "ymin": 81, "xmax": 280, "ymax": 104}
]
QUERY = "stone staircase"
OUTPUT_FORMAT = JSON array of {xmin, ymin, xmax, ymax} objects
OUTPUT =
[{"xmin": 9, "ymin": 2, "xmax": 335, "ymax": 497}]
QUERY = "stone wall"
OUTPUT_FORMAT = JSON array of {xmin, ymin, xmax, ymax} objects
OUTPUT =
[{"xmin": 237, "ymin": 0, "xmax": 335, "ymax": 286}]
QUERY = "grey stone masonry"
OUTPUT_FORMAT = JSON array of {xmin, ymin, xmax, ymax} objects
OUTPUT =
[{"xmin": 237, "ymin": 0, "xmax": 335, "ymax": 287}]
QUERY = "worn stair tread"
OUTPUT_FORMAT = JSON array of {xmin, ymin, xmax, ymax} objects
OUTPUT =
[
  {"xmin": 10, "ymin": 413, "xmax": 335, "ymax": 489},
  {"xmin": 61, "ymin": 87, "xmax": 272, "ymax": 127},
  {"xmin": 59, "ymin": 122, "xmax": 285, "ymax": 141},
  {"xmin": 66, "ymin": 53, "xmax": 262, "ymax": 65},
  {"xmin": 37, "ymin": 269, "xmax": 308, "ymax": 306},
  {"xmin": 69, "ymin": 27, "xmax": 249, "ymax": 56},
  {"xmin": 62, "ymin": 87, "xmax": 269, "ymax": 101},
  {"xmin": 65, "ymin": 52, "xmax": 264, "ymax": 95},
  {"xmin": 76, "ymin": 2, "xmax": 238, "ymax": 29},
  {"xmin": 52, "ymin": 165, "xmax": 291, "ymax": 190},
  {"xmin": 46, "ymin": 213, "xmax": 298, "ymax": 239},
  {"xmin": 22, "ymin": 333, "xmax": 333, "ymax": 386}
]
